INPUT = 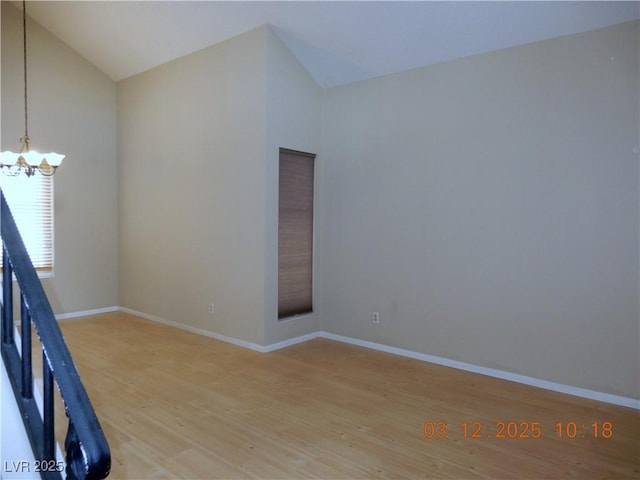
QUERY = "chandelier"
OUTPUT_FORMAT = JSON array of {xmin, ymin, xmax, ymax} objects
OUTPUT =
[{"xmin": 0, "ymin": 1, "xmax": 64, "ymax": 177}]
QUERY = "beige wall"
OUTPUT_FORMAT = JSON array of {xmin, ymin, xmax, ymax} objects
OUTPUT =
[
  {"xmin": 1, "ymin": 2, "xmax": 118, "ymax": 314},
  {"xmin": 117, "ymin": 27, "xmax": 269, "ymax": 344},
  {"xmin": 264, "ymin": 29, "xmax": 322, "ymax": 345},
  {"xmin": 318, "ymin": 21, "xmax": 640, "ymax": 399},
  {"xmin": 117, "ymin": 26, "xmax": 322, "ymax": 347},
  {"xmin": 117, "ymin": 26, "xmax": 323, "ymax": 346}
]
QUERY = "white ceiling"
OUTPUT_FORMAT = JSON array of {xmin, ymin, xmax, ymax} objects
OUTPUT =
[{"xmin": 19, "ymin": 1, "xmax": 640, "ymax": 88}]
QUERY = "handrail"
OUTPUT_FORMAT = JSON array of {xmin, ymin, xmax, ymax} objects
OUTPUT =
[{"xmin": 1, "ymin": 188, "xmax": 110, "ymax": 480}]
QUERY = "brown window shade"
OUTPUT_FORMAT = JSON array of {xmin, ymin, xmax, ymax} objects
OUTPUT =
[
  {"xmin": 0, "ymin": 174, "xmax": 54, "ymax": 273},
  {"xmin": 278, "ymin": 149, "xmax": 315, "ymax": 319}
]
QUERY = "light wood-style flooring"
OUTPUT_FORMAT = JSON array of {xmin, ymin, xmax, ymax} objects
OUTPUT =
[{"xmin": 37, "ymin": 312, "xmax": 639, "ymax": 479}]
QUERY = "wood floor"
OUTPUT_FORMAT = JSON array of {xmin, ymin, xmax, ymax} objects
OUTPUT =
[{"xmin": 37, "ymin": 312, "xmax": 639, "ymax": 479}]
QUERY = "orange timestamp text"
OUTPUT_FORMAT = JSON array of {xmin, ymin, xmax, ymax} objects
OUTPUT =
[{"xmin": 423, "ymin": 421, "xmax": 613, "ymax": 439}]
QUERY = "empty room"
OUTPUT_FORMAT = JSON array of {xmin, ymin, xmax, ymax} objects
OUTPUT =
[{"xmin": 1, "ymin": 1, "xmax": 638, "ymax": 479}]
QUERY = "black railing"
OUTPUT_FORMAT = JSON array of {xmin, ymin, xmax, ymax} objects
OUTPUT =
[{"xmin": 1, "ymin": 189, "xmax": 110, "ymax": 480}]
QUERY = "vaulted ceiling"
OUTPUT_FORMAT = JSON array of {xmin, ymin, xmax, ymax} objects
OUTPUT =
[{"xmin": 17, "ymin": 1, "xmax": 640, "ymax": 88}]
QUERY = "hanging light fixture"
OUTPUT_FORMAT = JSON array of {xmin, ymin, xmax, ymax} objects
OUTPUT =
[{"xmin": 0, "ymin": 0, "xmax": 64, "ymax": 177}]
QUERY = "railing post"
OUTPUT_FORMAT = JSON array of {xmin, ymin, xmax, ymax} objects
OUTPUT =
[
  {"xmin": 2, "ymin": 247, "xmax": 14, "ymax": 345},
  {"xmin": 65, "ymin": 422, "xmax": 80, "ymax": 480},
  {"xmin": 21, "ymin": 293, "xmax": 33, "ymax": 399},
  {"xmin": 43, "ymin": 351, "xmax": 55, "ymax": 461}
]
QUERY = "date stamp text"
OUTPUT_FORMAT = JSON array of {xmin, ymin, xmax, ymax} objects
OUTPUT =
[{"xmin": 423, "ymin": 421, "xmax": 614, "ymax": 439}]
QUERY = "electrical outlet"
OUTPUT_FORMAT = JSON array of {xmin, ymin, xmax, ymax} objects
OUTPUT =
[
  {"xmin": 372, "ymin": 312, "xmax": 380, "ymax": 324},
  {"xmin": 208, "ymin": 303, "xmax": 215, "ymax": 315}
]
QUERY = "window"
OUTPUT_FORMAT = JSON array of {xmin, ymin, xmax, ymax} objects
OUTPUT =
[
  {"xmin": 0, "ymin": 174, "xmax": 54, "ymax": 273},
  {"xmin": 278, "ymin": 148, "xmax": 315, "ymax": 319}
]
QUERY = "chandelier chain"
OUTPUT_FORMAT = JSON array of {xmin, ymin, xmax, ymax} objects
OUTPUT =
[{"xmin": 22, "ymin": 0, "xmax": 29, "ymax": 146}]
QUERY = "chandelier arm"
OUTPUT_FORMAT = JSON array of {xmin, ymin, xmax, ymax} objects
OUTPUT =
[{"xmin": 39, "ymin": 168, "xmax": 57, "ymax": 177}]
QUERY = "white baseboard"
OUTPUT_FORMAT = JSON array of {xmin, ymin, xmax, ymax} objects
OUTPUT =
[
  {"xmin": 118, "ymin": 307, "xmax": 319, "ymax": 353},
  {"xmin": 55, "ymin": 306, "xmax": 119, "ymax": 321},
  {"xmin": 118, "ymin": 307, "xmax": 320, "ymax": 353},
  {"xmin": 318, "ymin": 331, "xmax": 640, "ymax": 410},
  {"xmin": 62, "ymin": 307, "xmax": 640, "ymax": 410},
  {"xmin": 118, "ymin": 307, "xmax": 271, "ymax": 352},
  {"xmin": 11, "ymin": 306, "xmax": 119, "ymax": 327},
  {"xmin": 262, "ymin": 332, "xmax": 321, "ymax": 352}
]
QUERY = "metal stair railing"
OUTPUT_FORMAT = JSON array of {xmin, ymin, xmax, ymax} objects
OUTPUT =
[{"xmin": 1, "ymin": 188, "xmax": 110, "ymax": 480}]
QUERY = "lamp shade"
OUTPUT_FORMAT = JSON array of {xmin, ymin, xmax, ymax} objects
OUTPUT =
[
  {"xmin": 22, "ymin": 151, "xmax": 44, "ymax": 166},
  {"xmin": 44, "ymin": 153, "xmax": 65, "ymax": 167},
  {"xmin": 0, "ymin": 151, "xmax": 21, "ymax": 166}
]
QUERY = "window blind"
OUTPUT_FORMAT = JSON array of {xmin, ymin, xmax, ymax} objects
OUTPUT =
[
  {"xmin": 278, "ymin": 149, "xmax": 315, "ymax": 319},
  {"xmin": 0, "ymin": 174, "xmax": 54, "ymax": 272}
]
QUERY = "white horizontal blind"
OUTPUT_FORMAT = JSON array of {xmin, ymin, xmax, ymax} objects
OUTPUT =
[{"xmin": 0, "ymin": 174, "xmax": 54, "ymax": 272}]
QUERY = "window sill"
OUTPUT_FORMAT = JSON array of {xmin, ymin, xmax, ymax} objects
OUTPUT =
[
  {"xmin": 278, "ymin": 312, "xmax": 313, "ymax": 323},
  {"xmin": 1, "ymin": 270, "xmax": 53, "ymax": 281}
]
